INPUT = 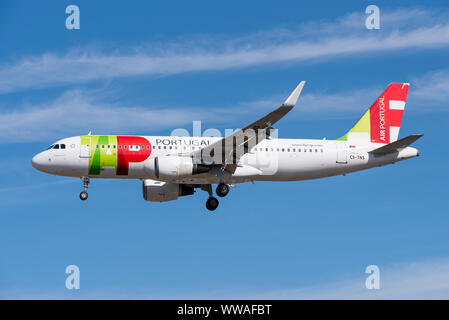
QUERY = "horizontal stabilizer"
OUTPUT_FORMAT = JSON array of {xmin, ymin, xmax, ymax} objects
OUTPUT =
[{"xmin": 369, "ymin": 134, "xmax": 423, "ymax": 155}]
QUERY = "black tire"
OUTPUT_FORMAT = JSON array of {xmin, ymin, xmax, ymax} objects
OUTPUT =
[
  {"xmin": 206, "ymin": 197, "xmax": 219, "ymax": 211},
  {"xmin": 80, "ymin": 191, "xmax": 88, "ymax": 201},
  {"xmin": 216, "ymin": 183, "xmax": 230, "ymax": 197}
]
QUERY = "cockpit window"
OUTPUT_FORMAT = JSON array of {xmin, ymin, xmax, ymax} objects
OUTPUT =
[{"xmin": 46, "ymin": 143, "xmax": 66, "ymax": 150}]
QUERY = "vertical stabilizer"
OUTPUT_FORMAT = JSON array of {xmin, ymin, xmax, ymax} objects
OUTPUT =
[{"xmin": 338, "ymin": 83, "xmax": 409, "ymax": 144}]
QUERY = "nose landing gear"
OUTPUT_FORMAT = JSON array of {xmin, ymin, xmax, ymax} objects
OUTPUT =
[{"xmin": 79, "ymin": 177, "xmax": 90, "ymax": 201}]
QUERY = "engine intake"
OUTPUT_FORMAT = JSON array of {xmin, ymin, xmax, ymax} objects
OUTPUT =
[{"xmin": 142, "ymin": 179, "xmax": 194, "ymax": 202}]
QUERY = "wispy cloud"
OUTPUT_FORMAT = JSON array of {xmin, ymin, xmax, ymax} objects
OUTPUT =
[
  {"xmin": 412, "ymin": 70, "xmax": 449, "ymax": 105},
  {"xmin": 237, "ymin": 68, "xmax": 449, "ymax": 115},
  {"xmin": 0, "ymin": 90, "xmax": 224, "ymax": 142},
  {"xmin": 244, "ymin": 258, "xmax": 449, "ymax": 299},
  {"xmin": 1, "ymin": 8, "xmax": 449, "ymax": 93},
  {"xmin": 4, "ymin": 257, "xmax": 449, "ymax": 299},
  {"xmin": 1, "ymin": 68, "xmax": 448, "ymax": 143}
]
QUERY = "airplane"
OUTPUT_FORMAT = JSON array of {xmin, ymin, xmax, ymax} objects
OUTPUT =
[{"xmin": 31, "ymin": 81, "xmax": 422, "ymax": 211}]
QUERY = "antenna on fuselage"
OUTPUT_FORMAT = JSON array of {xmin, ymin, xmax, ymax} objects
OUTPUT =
[{"xmin": 87, "ymin": 131, "xmax": 92, "ymax": 136}]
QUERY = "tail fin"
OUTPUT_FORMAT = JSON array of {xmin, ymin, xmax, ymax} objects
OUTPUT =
[{"xmin": 338, "ymin": 83, "xmax": 410, "ymax": 144}]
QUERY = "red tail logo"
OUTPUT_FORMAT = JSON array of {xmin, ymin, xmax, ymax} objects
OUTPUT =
[{"xmin": 370, "ymin": 83, "xmax": 409, "ymax": 144}]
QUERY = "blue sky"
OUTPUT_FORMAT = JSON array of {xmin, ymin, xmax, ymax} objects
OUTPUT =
[{"xmin": 0, "ymin": 0, "xmax": 448, "ymax": 299}]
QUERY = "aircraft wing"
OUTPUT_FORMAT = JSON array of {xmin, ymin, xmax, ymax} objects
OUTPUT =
[{"xmin": 188, "ymin": 81, "xmax": 305, "ymax": 170}]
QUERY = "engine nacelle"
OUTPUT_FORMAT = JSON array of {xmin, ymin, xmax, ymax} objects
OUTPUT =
[
  {"xmin": 145, "ymin": 156, "xmax": 209, "ymax": 179},
  {"xmin": 142, "ymin": 179, "xmax": 194, "ymax": 202}
]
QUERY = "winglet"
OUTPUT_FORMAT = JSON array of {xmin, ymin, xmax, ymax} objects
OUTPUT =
[{"xmin": 283, "ymin": 81, "xmax": 306, "ymax": 107}]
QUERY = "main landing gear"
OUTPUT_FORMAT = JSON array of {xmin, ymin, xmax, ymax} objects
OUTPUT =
[
  {"xmin": 206, "ymin": 196, "xmax": 219, "ymax": 211},
  {"xmin": 216, "ymin": 183, "xmax": 230, "ymax": 197},
  {"xmin": 79, "ymin": 177, "xmax": 90, "ymax": 201},
  {"xmin": 201, "ymin": 184, "xmax": 218, "ymax": 211},
  {"xmin": 201, "ymin": 183, "xmax": 231, "ymax": 211}
]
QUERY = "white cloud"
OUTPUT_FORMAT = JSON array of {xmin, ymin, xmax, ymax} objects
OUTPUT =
[
  {"xmin": 412, "ymin": 70, "xmax": 449, "ymax": 105},
  {"xmin": 239, "ymin": 69, "xmax": 449, "ymax": 115},
  {"xmin": 0, "ymin": 90, "xmax": 226, "ymax": 142},
  {"xmin": 3, "ymin": 257, "xmax": 449, "ymax": 299},
  {"xmin": 1, "ymin": 68, "xmax": 448, "ymax": 143},
  {"xmin": 243, "ymin": 258, "xmax": 449, "ymax": 299},
  {"xmin": 1, "ymin": 9, "xmax": 449, "ymax": 93}
]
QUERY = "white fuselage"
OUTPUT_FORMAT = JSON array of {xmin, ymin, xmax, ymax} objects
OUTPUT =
[{"xmin": 31, "ymin": 135, "xmax": 419, "ymax": 184}]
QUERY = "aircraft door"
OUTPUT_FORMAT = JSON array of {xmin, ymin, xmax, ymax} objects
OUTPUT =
[
  {"xmin": 336, "ymin": 142, "xmax": 348, "ymax": 164},
  {"xmin": 80, "ymin": 137, "xmax": 91, "ymax": 158}
]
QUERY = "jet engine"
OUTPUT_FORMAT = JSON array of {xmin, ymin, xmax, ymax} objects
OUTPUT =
[
  {"xmin": 142, "ymin": 179, "xmax": 194, "ymax": 202},
  {"xmin": 145, "ymin": 156, "xmax": 209, "ymax": 179}
]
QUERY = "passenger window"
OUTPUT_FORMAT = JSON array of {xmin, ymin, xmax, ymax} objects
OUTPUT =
[
  {"xmin": 281, "ymin": 148, "xmax": 284, "ymax": 152},
  {"xmin": 147, "ymin": 146, "xmax": 150, "ymax": 149},
  {"xmin": 113, "ymin": 145, "xmax": 116, "ymax": 149},
  {"xmin": 315, "ymin": 149, "xmax": 318, "ymax": 152},
  {"xmin": 124, "ymin": 145, "xmax": 127, "ymax": 149},
  {"xmin": 287, "ymin": 148, "xmax": 290, "ymax": 152},
  {"xmin": 118, "ymin": 145, "xmax": 121, "ymax": 149},
  {"xmin": 102, "ymin": 145, "xmax": 105, "ymax": 149}
]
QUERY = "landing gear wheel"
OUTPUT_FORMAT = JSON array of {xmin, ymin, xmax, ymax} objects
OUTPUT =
[
  {"xmin": 216, "ymin": 183, "xmax": 230, "ymax": 197},
  {"xmin": 206, "ymin": 197, "xmax": 219, "ymax": 211},
  {"xmin": 79, "ymin": 176, "xmax": 90, "ymax": 201},
  {"xmin": 80, "ymin": 191, "xmax": 88, "ymax": 201}
]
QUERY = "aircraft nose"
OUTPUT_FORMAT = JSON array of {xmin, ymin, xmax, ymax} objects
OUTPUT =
[{"xmin": 31, "ymin": 152, "xmax": 47, "ymax": 172}]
